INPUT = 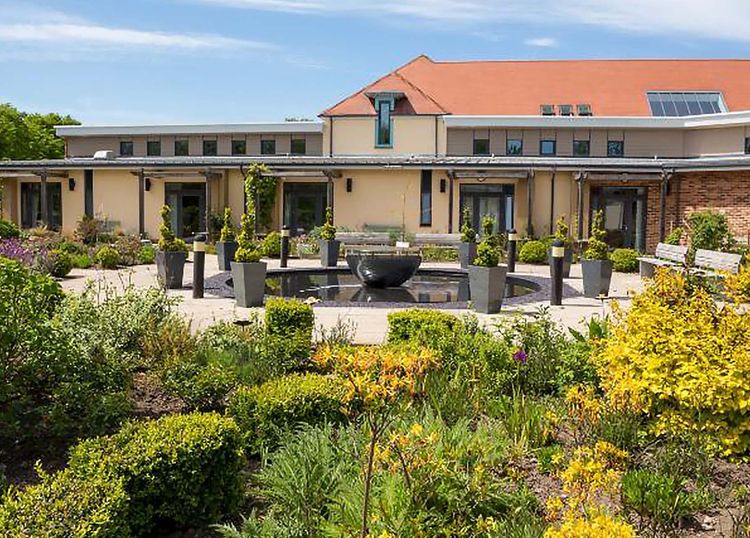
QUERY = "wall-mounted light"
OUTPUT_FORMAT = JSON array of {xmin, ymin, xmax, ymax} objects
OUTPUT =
[
  {"xmin": 440, "ymin": 178, "xmax": 446, "ymax": 193},
  {"xmin": 68, "ymin": 177, "xmax": 76, "ymax": 191},
  {"xmin": 144, "ymin": 177, "xmax": 152, "ymax": 191},
  {"xmin": 346, "ymin": 177, "xmax": 352, "ymax": 192}
]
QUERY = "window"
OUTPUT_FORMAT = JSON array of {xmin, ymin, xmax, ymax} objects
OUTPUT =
[
  {"xmin": 558, "ymin": 104, "xmax": 573, "ymax": 116},
  {"xmin": 420, "ymin": 170, "xmax": 432, "ymax": 226},
  {"xmin": 291, "ymin": 138, "xmax": 306, "ymax": 155},
  {"xmin": 577, "ymin": 104, "xmax": 592, "ymax": 116},
  {"xmin": 607, "ymin": 140, "xmax": 624, "ymax": 158},
  {"xmin": 540, "ymin": 140, "xmax": 556, "ymax": 156},
  {"xmin": 540, "ymin": 104, "xmax": 555, "ymax": 116},
  {"xmin": 647, "ymin": 92, "xmax": 726, "ymax": 117},
  {"xmin": 375, "ymin": 97, "xmax": 393, "ymax": 147},
  {"xmin": 21, "ymin": 182, "xmax": 62, "ymax": 229},
  {"xmin": 84, "ymin": 170, "xmax": 94, "ymax": 218},
  {"xmin": 506, "ymin": 139, "xmax": 523, "ymax": 156},
  {"xmin": 573, "ymin": 140, "xmax": 591, "ymax": 157},
  {"xmin": 746, "ymin": 137, "xmax": 750, "ymax": 154},
  {"xmin": 119, "ymin": 141, "xmax": 133, "ymax": 156},
  {"xmin": 203, "ymin": 140, "xmax": 217, "ymax": 156},
  {"xmin": 261, "ymin": 139, "xmax": 276, "ymax": 155},
  {"xmin": 231, "ymin": 139, "xmax": 246, "ymax": 155},
  {"xmin": 175, "ymin": 139, "xmax": 189, "ymax": 156},
  {"xmin": 147, "ymin": 140, "xmax": 161, "ymax": 156},
  {"xmin": 473, "ymin": 138, "xmax": 490, "ymax": 155}
]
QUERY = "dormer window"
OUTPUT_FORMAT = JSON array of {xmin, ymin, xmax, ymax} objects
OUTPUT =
[
  {"xmin": 558, "ymin": 104, "xmax": 573, "ymax": 116},
  {"xmin": 577, "ymin": 104, "xmax": 592, "ymax": 116},
  {"xmin": 540, "ymin": 104, "xmax": 555, "ymax": 116},
  {"xmin": 375, "ymin": 97, "xmax": 394, "ymax": 147}
]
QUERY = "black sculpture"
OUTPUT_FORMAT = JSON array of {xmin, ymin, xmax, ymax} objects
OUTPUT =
[{"xmin": 346, "ymin": 249, "xmax": 422, "ymax": 288}]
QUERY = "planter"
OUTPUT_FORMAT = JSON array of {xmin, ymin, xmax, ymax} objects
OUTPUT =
[
  {"xmin": 468, "ymin": 264, "xmax": 508, "ymax": 314},
  {"xmin": 319, "ymin": 239, "xmax": 341, "ymax": 267},
  {"xmin": 156, "ymin": 251, "xmax": 187, "ymax": 289},
  {"xmin": 215, "ymin": 241, "xmax": 238, "ymax": 271},
  {"xmin": 231, "ymin": 261, "xmax": 267, "ymax": 307},
  {"xmin": 458, "ymin": 242, "xmax": 478, "ymax": 269},
  {"xmin": 581, "ymin": 259, "xmax": 613, "ymax": 298},
  {"xmin": 548, "ymin": 248, "xmax": 573, "ymax": 278}
]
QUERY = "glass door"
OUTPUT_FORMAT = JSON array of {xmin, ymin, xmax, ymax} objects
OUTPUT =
[
  {"xmin": 165, "ymin": 182, "xmax": 206, "ymax": 237},
  {"xmin": 283, "ymin": 183, "xmax": 327, "ymax": 235},
  {"xmin": 20, "ymin": 182, "xmax": 62, "ymax": 230},
  {"xmin": 459, "ymin": 184, "xmax": 514, "ymax": 236},
  {"xmin": 590, "ymin": 187, "xmax": 647, "ymax": 251}
]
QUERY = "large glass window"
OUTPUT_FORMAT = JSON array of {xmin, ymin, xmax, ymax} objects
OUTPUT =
[
  {"xmin": 232, "ymin": 139, "xmax": 246, "ymax": 155},
  {"xmin": 473, "ymin": 138, "xmax": 490, "ymax": 155},
  {"xmin": 291, "ymin": 138, "xmax": 306, "ymax": 155},
  {"xmin": 84, "ymin": 170, "xmax": 94, "ymax": 218},
  {"xmin": 540, "ymin": 140, "xmax": 556, "ymax": 156},
  {"xmin": 165, "ymin": 182, "xmax": 206, "ymax": 237},
  {"xmin": 175, "ymin": 139, "xmax": 189, "ymax": 156},
  {"xmin": 283, "ymin": 183, "xmax": 327, "ymax": 234},
  {"xmin": 420, "ymin": 170, "xmax": 432, "ymax": 227},
  {"xmin": 573, "ymin": 140, "xmax": 591, "ymax": 157},
  {"xmin": 147, "ymin": 140, "xmax": 161, "ymax": 156},
  {"xmin": 376, "ymin": 98, "xmax": 392, "ymax": 147},
  {"xmin": 647, "ymin": 91, "xmax": 726, "ymax": 116},
  {"xmin": 261, "ymin": 139, "xmax": 276, "ymax": 155},
  {"xmin": 21, "ymin": 182, "xmax": 62, "ymax": 229},
  {"xmin": 460, "ymin": 184, "xmax": 514, "ymax": 235},
  {"xmin": 745, "ymin": 137, "xmax": 750, "ymax": 154},
  {"xmin": 607, "ymin": 140, "xmax": 624, "ymax": 157},
  {"xmin": 506, "ymin": 139, "xmax": 523, "ymax": 156},
  {"xmin": 202, "ymin": 140, "xmax": 217, "ymax": 156},
  {"xmin": 119, "ymin": 141, "xmax": 133, "ymax": 156}
]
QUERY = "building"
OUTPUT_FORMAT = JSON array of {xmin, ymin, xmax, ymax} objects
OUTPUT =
[{"xmin": 3, "ymin": 55, "xmax": 750, "ymax": 252}]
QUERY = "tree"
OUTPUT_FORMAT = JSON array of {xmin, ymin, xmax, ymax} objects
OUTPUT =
[{"xmin": 0, "ymin": 103, "xmax": 79, "ymax": 160}]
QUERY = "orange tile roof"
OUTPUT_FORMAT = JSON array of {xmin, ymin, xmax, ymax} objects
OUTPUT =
[{"xmin": 321, "ymin": 55, "xmax": 750, "ymax": 117}]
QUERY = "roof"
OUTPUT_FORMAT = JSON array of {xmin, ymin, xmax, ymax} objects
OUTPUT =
[
  {"xmin": 322, "ymin": 55, "xmax": 750, "ymax": 117},
  {"xmin": 55, "ymin": 122, "xmax": 323, "ymax": 137}
]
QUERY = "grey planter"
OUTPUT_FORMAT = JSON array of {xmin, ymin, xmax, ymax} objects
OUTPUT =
[
  {"xmin": 319, "ymin": 239, "xmax": 340, "ymax": 267},
  {"xmin": 231, "ymin": 261, "xmax": 267, "ymax": 307},
  {"xmin": 156, "ymin": 251, "xmax": 187, "ymax": 289},
  {"xmin": 459, "ymin": 242, "xmax": 477, "ymax": 269},
  {"xmin": 468, "ymin": 264, "xmax": 508, "ymax": 314},
  {"xmin": 548, "ymin": 248, "xmax": 573, "ymax": 278},
  {"xmin": 216, "ymin": 241, "xmax": 238, "ymax": 271},
  {"xmin": 581, "ymin": 259, "xmax": 613, "ymax": 298}
]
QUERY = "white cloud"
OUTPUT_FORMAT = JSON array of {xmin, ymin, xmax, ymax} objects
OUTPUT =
[
  {"xmin": 524, "ymin": 37, "xmax": 557, "ymax": 48},
  {"xmin": 195, "ymin": 0, "xmax": 750, "ymax": 43}
]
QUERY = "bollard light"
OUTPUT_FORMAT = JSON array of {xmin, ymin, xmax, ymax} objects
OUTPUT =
[
  {"xmin": 280, "ymin": 225, "xmax": 290, "ymax": 268},
  {"xmin": 507, "ymin": 229, "xmax": 518, "ymax": 273},
  {"xmin": 550, "ymin": 238, "xmax": 564, "ymax": 306},
  {"xmin": 192, "ymin": 233, "xmax": 207, "ymax": 299}
]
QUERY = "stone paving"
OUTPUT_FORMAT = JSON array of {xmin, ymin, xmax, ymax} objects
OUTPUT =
[{"xmin": 59, "ymin": 255, "xmax": 644, "ymax": 344}]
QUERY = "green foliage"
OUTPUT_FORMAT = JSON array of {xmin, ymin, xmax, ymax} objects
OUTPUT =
[
  {"xmin": 0, "ymin": 103, "xmax": 78, "ymax": 160},
  {"xmin": 245, "ymin": 163, "xmax": 277, "ymax": 232},
  {"xmin": 460, "ymin": 206, "xmax": 477, "ymax": 243},
  {"xmin": 494, "ymin": 393, "xmax": 555, "ymax": 451},
  {"xmin": 482, "ymin": 214, "xmax": 496, "ymax": 238},
  {"xmin": 260, "ymin": 231, "xmax": 281, "ymax": 258},
  {"xmin": 474, "ymin": 239, "xmax": 500, "ymax": 267},
  {"xmin": 665, "ymin": 226, "xmax": 683, "ymax": 245},
  {"xmin": 611, "ymin": 248, "xmax": 640, "ymax": 273},
  {"xmin": 227, "ymin": 373, "xmax": 350, "ymax": 451},
  {"xmin": 320, "ymin": 206, "xmax": 336, "ymax": 241},
  {"xmin": 74, "ymin": 215, "xmax": 101, "ymax": 245},
  {"xmin": 553, "ymin": 215, "xmax": 572, "ymax": 249},
  {"xmin": 419, "ymin": 245, "xmax": 458, "ymax": 262},
  {"xmin": 518, "ymin": 240, "xmax": 548, "ymax": 264},
  {"xmin": 584, "ymin": 210, "xmax": 610, "ymax": 261},
  {"xmin": 0, "ymin": 218, "xmax": 20, "ymax": 239},
  {"xmin": 48, "ymin": 248, "xmax": 73, "ymax": 277},
  {"xmin": 94, "ymin": 245, "xmax": 120, "ymax": 268},
  {"xmin": 220, "ymin": 206, "xmax": 236, "ymax": 242},
  {"xmin": 235, "ymin": 213, "xmax": 261, "ymax": 263},
  {"xmin": 157, "ymin": 205, "xmax": 188, "ymax": 252},
  {"xmin": 387, "ymin": 308, "xmax": 459, "ymax": 344},
  {"xmin": 112, "ymin": 235, "xmax": 141, "ymax": 266},
  {"xmin": 265, "ymin": 297, "xmax": 314, "ymax": 340},
  {"xmin": 137, "ymin": 243, "xmax": 155, "ymax": 264},
  {"xmin": 687, "ymin": 209, "xmax": 735, "ymax": 255},
  {"xmin": 67, "ymin": 412, "xmax": 245, "ymax": 536}
]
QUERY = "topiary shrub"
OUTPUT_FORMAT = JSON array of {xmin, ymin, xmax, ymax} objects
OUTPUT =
[
  {"xmin": 265, "ymin": 296, "xmax": 314, "ymax": 340},
  {"xmin": 94, "ymin": 245, "xmax": 120, "ymax": 268},
  {"xmin": 387, "ymin": 308, "xmax": 459, "ymax": 344},
  {"xmin": 48, "ymin": 248, "xmax": 73, "ymax": 277},
  {"xmin": 584, "ymin": 210, "xmax": 610, "ymax": 261},
  {"xmin": 0, "ymin": 218, "xmax": 21, "ymax": 239},
  {"xmin": 320, "ymin": 206, "xmax": 336, "ymax": 241},
  {"xmin": 68, "ymin": 412, "xmax": 244, "ymax": 536},
  {"xmin": 460, "ymin": 206, "xmax": 476, "ymax": 243},
  {"xmin": 227, "ymin": 373, "xmax": 350, "ymax": 451},
  {"xmin": 157, "ymin": 205, "xmax": 188, "ymax": 253},
  {"xmin": 219, "ymin": 207, "xmax": 236, "ymax": 243},
  {"xmin": 235, "ymin": 213, "xmax": 261, "ymax": 263},
  {"xmin": 610, "ymin": 248, "xmax": 639, "ymax": 273},
  {"xmin": 518, "ymin": 240, "xmax": 547, "ymax": 264},
  {"xmin": 260, "ymin": 231, "xmax": 281, "ymax": 258}
]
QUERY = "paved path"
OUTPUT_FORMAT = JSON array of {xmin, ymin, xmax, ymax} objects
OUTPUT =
[{"xmin": 60, "ymin": 256, "xmax": 644, "ymax": 344}]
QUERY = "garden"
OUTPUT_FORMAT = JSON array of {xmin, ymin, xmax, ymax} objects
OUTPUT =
[{"xmin": 2, "ymin": 244, "xmax": 750, "ymax": 537}]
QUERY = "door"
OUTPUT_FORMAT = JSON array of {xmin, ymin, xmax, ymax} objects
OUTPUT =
[
  {"xmin": 283, "ymin": 183, "xmax": 327, "ymax": 235},
  {"xmin": 459, "ymin": 184, "xmax": 514, "ymax": 236},
  {"xmin": 591, "ymin": 187, "xmax": 647, "ymax": 251},
  {"xmin": 165, "ymin": 183, "xmax": 206, "ymax": 237}
]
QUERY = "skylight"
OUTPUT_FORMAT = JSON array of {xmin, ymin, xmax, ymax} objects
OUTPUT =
[{"xmin": 647, "ymin": 92, "xmax": 727, "ymax": 117}]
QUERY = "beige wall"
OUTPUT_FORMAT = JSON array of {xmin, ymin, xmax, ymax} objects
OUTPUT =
[
  {"xmin": 326, "ymin": 116, "xmax": 441, "ymax": 156},
  {"xmin": 684, "ymin": 127, "xmax": 746, "ymax": 156}
]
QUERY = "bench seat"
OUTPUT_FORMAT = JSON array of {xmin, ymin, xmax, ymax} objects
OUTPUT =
[
  {"xmin": 691, "ymin": 249, "xmax": 743, "ymax": 278},
  {"xmin": 637, "ymin": 243, "xmax": 688, "ymax": 278}
]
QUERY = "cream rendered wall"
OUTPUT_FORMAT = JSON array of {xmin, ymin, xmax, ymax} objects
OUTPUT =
[
  {"xmin": 1, "ymin": 178, "xmax": 18, "ymax": 223},
  {"xmin": 62, "ymin": 171, "xmax": 85, "ymax": 233},
  {"xmin": 92, "ymin": 170, "xmax": 140, "ymax": 234},
  {"xmin": 624, "ymin": 130, "xmax": 684, "ymax": 158},
  {"xmin": 684, "ymin": 127, "xmax": 746, "ymax": 156},
  {"xmin": 329, "ymin": 116, "xmax": 440, "ymax": 156}
]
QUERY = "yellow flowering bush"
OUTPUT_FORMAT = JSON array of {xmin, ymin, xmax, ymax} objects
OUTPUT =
[
  {"xmin": 596, "ymin": 269, "xmax": 750, "ymax": 457},
  {"xmin": 724, "ymin": 263, "xmax": 750, "ymax": 303},
  {"xmin": 544, "ymin": 511, "xmax": 635, "ymax": 538}
]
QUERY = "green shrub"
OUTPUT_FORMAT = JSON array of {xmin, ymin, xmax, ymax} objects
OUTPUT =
[
  {"xmin": 474, "ymin": 239, "xmax": 499, "ymax": 267},
  {"xmin": 75, "ymin": 215, "xmax": 101, "ymax": 245},
  {"xmin": 137, "ymin": 243, "xmax": 155, "ymax": 264},
  {"xmin": 71, "ymin": 252, "xmax": 93, "ymax": 268},
  {"xmin": 48, "ymin": 248, "xmax": 73, "ymax": 277},
  {"xmin": 219, "ymin": 207, "xmax": 236, "ymax": 242},
  {"xmin": 260, "ymin": 231, "xmax": 281, "ymax": 258},
  {"xmin": 235, "ymin": 213, "xmax": 260, "ymax": 263},
  {"xmin": 665, "ymin": 226, "xmax": 683, "ymax": 245},
  {"xmin": 584, "ymin": 210, "xmax": 610, "ymax": 261},
  {"xmin": 265, "ymin": 297, "xmax": 314, "ymax": 340},
  {"xmin": 610, "ymin": 248, "xmax": 639, "ymax": 273},
  {"xmin": 0, "ymin": 218, "xmax": 20, "ymax": 239},
  {"xmin": 114, "ymin": 235, "xmax": 142, "ymax": 266},
  {"xmin": 95, "ymin": 245, "xmax": 120, "ymax": 268},
  {"xmin": 387, "ymin": 308, "xmax": 459, "ymax": 343},
  {"xmin": 460, "ymin": 206, "xmax": 476, "ymax": 243},
  {"xmin": 420, "ymin": 245, "xmax": 459, "ymax": 262},
  {"xmin": 57, "ymin": 240, "xmax": 84, "ymax": 255},
  {"xmin": 518, "ymin": 240, "xmax": 547, "ymax": 264},
  {"xmin": 320, "ymin": 206, "xmax": 336, "ymax": 241},
  {"xmin": 69, "ymin": 412, "xmax": 244, "ymax": 536},
  {"xmin": 162, "ymin": 359, "xmax": 237, "ymax": 411},
  {"xmin": 0, "ymin": 467, "xmax": 130, "ymax": 538},
  {"xmin": 227, "ymin": 373, "xmax": 350, "ymax": 451},
  {"xmin": 687, "ymin": 209, "xmax": 735, "ymax": 254},
  {"xmin": 157, "ymin": 205, "xmax": 188, "ymax": 253}
]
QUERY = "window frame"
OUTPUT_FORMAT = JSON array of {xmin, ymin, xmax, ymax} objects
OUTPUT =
[
  {"xmin": 745, "ymin": 137, "xmax": 750, "ymax": 155},
  {"xmin": 174, "ymin": 139, "xmax": 189, "ymax": 156},
  {"xmin": 290, "ymin": 138, "xmax": 306, "ymax": 155},
  {"xmin": 473, "ymin": 137, "xmax": 490, "ymax": 156},
  {"xmin": 539, "ymin": 139, "xmax": 556, "ymax": 156},
  {"xmin": 607, "ymin": 140, "xmax": 625, "ymax": 158},
  {"xmin": 147, "ymin": 140, "xmax": 161, "ymax": 157},
  {"xmin": 202, "ymin": 139, "xmax": 218, "ymax": 156},
  {"xmin": 506, "ymin": 138, "xmax": 523, "ymax": 156},
  {"xmin": 119, "ymin": 140, "xmax": 134, "ymax": 157},
  {"xmin": 419, "ymin": 170, "xmax": 432, "ymax": 227},
  {"xmin": 573, "ymin": 139, "xmax": 591, "ymax": 157},
  {"xmin": 84, "ymin": 170, "xmax": 94, "ymax": 218},
  {"xmin": 231, "ymin": 139, "xmax": 247, "ymax": 156},
  {"xmin": 374, "ymin": 96, "xmax": 394, "ymax": 148},
  {"xmin": 261, "ymin": 139, "xmax": 276, "ymax": 155}
]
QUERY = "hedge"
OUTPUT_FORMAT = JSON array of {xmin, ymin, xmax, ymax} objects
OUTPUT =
[
  {"xmin": 611, "ymin": 248, "xmax": 640, "ymax": 273},
  {"xmin": 387, "ymin": 308, "xmax": 459, "ymax": 344},
  {"xmin": 265, "ymin": 297, "xmax": 314, "ymax": 340},
  {"xmin": 518, "ymin": 240, "xmax": 548, "ymax": 264}
]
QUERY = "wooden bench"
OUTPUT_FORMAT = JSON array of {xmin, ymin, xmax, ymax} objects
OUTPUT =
[
  {"xmin": 637, "ymin": 243, "xmax": 688, "ymax": 278},
  {"xmin": 337, "ymin": 232, "xmax": 462, "ymax": 247},
  {"xmin": 692, "ymin": 249, "xmax": 743, "ymax": 277}
]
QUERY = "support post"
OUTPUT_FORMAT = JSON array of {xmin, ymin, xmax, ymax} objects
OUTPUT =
[
  {"xmin": 659, "ymin": 170, "xmax": 671, "ymax": 242},
  {"xmin": 192, "ymin": 233, "xmax": 206, "ymax": 299},
  {"xmin": 576, "ymin": 171, "xmax": 586, "ymax": 241},
  {"xmin": 326, "ymin": 174, "xmax": 334, "ymax": 217},
  {"xmin": 526, "ymin": 170, "xmax": 534, "ymax": 237},
  {"xmin": 40, "ymin": 170, "xmax": 48, "ymax": 227},
  {"xmin": 550, "ymin": 239, "xmax": 564, "ymax": 306},
  {"xmin": 138, "ymin": 169, "xmax": 145, "ymax": 237},
  {"xmin": 447, "ymin": 171, "xmax": 455, "ymax": 233},
  {"xmin": 549, "ymin": 168, "xmax": 556, "ymax": 235},
  {"xmin": 205, "ymin": 173, "xmax": 212, "ymax": 237}
]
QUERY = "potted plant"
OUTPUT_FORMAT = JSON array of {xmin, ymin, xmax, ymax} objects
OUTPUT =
[
  {"xmin": 319, "ymin": 206, "xmax": 340, "ymax": 267},
  {"xmin": 581, "ymin": 210, "xmax": 613, "ymax": 298},
  {"xmin": 468, "ymin": 216, "xmax": 507, "ymax": 314},
  {"xmin": 548, "ymin": 215, "xmax": 574, "ymax": 278},
  {"xmin": 231, "ymin": 212, "xmax": 266, "ymax": 307},
  {"xmin": 216, "ymin": 207, "xmax": 237, "ymax": 271},
  {"xmin": 458, "ymin": 207, "xmax": 477, "ymax": 269},
  {"xmin": 155, "ymin": 205, "xmax": 188, "ymax": 289}
]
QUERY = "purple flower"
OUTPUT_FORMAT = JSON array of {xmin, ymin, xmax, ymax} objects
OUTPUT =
[
  {"xmin": 513, "ymin": 348, "xmax": 528, "ymax": 364},
  {"xmin": 0, "ymin": 238, "xmax": 33, "ymax": 266}
]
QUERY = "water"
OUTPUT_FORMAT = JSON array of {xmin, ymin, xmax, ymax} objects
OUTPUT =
[{"xmin": 264, "ymin": 270, "xmax": 537, "ymax": 305}]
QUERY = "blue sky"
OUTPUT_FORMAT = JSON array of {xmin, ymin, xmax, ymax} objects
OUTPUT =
[{"xmin": 2, "ymin": 0, "xmax": 750, "ymax": 124}]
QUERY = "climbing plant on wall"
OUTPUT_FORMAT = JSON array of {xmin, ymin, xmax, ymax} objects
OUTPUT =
[{"xmin": 244, "ymin": 163, "xmax": 277, "ymax": 232}]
